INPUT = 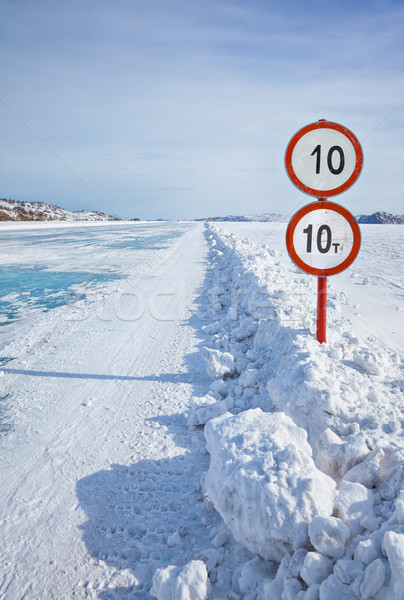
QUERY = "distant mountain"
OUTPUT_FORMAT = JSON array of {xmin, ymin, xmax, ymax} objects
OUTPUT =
[
  {"xmin": 201, "ymin": 211, "xmax": 404, "ymax": 225},
  {"xmin": 357, "ymin": 211, "xmax": 404, "ymax": 224},
  {"xmin": 0, "ymin": 198, "xmax": 124, "ymax": 222},
  {"xmin": 196, "ymin": 213, "xmax": 284, "ymax": 222}
]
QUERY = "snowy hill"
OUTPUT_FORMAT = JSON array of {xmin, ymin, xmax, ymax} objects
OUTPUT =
[
  {"xmin": 0, "ymin": 198, "xmax": 123, "ymax": 222},
  {"xmin": 196, "ymin": 213, "xmax": 284, "ymax": 222},
  {"xmin": 357, "ymin": 211, "xmax": 404, "ymax": 224}
]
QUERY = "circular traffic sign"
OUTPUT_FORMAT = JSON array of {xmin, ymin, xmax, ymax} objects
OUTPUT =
[
  {"xmin": 285, "ymin": 120, "xmax": 363, "ymax": 197},
  {"xmin": 286, "ymin": 200, "xmax": 361, "ymax": 276}
]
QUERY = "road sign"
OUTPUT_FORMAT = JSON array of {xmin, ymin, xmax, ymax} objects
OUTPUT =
[
  {"xmin": 285, "ymin": 120, "xmax": 363, "ymax": 197},
  {"xmin": 286, "ymin": 200, "xmax": 361, "ymax": 277}
]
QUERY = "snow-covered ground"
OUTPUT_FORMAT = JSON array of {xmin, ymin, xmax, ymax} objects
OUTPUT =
[{"xmin": 0, "ymin": 221, "xmax": 403, "ymax": 599}]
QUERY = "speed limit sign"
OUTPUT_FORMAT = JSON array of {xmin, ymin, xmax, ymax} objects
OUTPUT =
[
  {"xmin": 284, "ymin": 120, "xmax": 363, "ymax": 343},
  {"xmin": 286, "ymin": 200, "xmax": 361, "ymax": 277},
  {"xmin": 285, "ymin": 120, "xmax": 363, "ymax": 197}
]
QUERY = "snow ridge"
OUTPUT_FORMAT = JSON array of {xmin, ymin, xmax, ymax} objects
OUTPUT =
[{"xmin": 187, "ymin": 224, "xmax": 404, "ymax": 599}]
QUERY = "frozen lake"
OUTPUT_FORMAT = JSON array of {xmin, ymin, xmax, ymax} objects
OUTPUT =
[{"xmin": 0, "ymin": 221, "xmax": 194, "ymax": 347}]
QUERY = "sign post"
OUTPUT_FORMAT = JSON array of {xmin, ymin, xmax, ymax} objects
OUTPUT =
[
  {"xmin": 285, "ymin": 200, "xmax": 361, "ymax": 341},
  {"xmin": 285, "ymin": 120, "xmax": 363, "ymax": 343},
  {"xmin": 317, "ymin": 277, "xmax": 327, "ymax": 344}
]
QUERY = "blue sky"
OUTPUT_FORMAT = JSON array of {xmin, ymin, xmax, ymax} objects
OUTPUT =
[{"xmin": 1, "ymin": 0, "xmax": 403, "ymax": 220}]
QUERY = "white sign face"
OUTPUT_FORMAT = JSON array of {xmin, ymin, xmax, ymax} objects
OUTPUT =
[
  {"xmin": 292, "ymin": 129, "xmax": 356, "ymax": 192},
  {"xmin": 293, "ymin": 209, "xmax": 354, "ymax": 270},
  {"xmin": 286, "ymin": 201, "xmax": 361, "ymax": 276},
  {"xmin": 285, "ymin": 121, "xmax": 363, "ymax": 197}
]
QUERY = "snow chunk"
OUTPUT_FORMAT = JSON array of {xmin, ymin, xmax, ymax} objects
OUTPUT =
[
  {"xmin": 188, "ymin": 397, "xmax": 233, "ymax": 428},
  {"xmin": 319, "ymin": 574, "xmax": 355, "ymax": 599},
  {"xmin": 198, "ymin": 547, "xmax": 223, "ymax": 571},
  {"xmin": 316, "ymin": 428, "xmax": 346, "ymax": 477},
  {"xmin": 212, "ymin": 528, "xmax": 228, "ymax": 549},
  {"xmin": 354, "ymin": 538, "xmax": 380, "ymax": 565},
  {"xmin": 299, "ymin": 584, "xmax": 320, "ymax": 599},
  {"xmin": 342, "ymin": 449, "xmax": 383, "ymax": 488},
  {"xmin": 150, "ymin": 560, "xmax": 209, "ymax": 600},
  {"xmin": 308, "ymin": 515, "xmax": 350, "ymax": 559},
  {"xmin": 352, "ymin": 350, "xmax": 384, "ymax": 375},
  {"xmin": 316, "ymin": 428, "xmax": 370, "ymax": 479},
  {"xmin": 334, "ymin": 482, "xmax": 374, "ymax": 537},
  {"xmin": 300, "ymin": 551, "xmax": 333, "ymax": 586},
  {"xmin": 334, "ymin": 558, "xmax": 364, "ymax": 585},
  {"xmin": 288, "ymin": 548, "xmax": 308, "ymax": 578},
  {"xmin": 238, "ymin": 368, "xmax": 258, "ymax": 388},
  {"xmin": 238, "ymin": 557, "xmax": 277, "ymax": 596},
  {"xmin": 167, "ymin": 531, "xmax": 181, "ymax": 547},
  {"xmin": 395, "ymin": 491, "xmax": 404, "ymax": 525},
  {"xmin": 202, "ymin": 347, "xmax": 235, "ymax": 379},
  {"xmin": 360, "ymin": 515, "xmax": 382, "ymax": 533},
  {"xmin": 360, "ymin": 558, "xmax": 386, "ymax": 599},
  {"xmin": 281, "ymin": 577, "xmax": 303, "ymax": 599},
  {"xmin": 231, "ymin": 317, "xmax": 258, "ymax": 342},
  {"xmin": 203, "ymin": 409, "xmax": 336, "ymax": 561},
  {"xmin": 384, "ymin": 531, "xmax": 404, "ymax": 588},
  {"xmin": 202, "ymin": 321, "xmax": 222, "ymax": 335},
  {"xmin": 227, "ymin": 306, "xmax": 238, "ymax": 321}
]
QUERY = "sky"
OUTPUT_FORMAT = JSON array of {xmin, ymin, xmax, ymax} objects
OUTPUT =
[{"xmin": 1, "ymin": 0, "xmax": 404, "ymax": 220}]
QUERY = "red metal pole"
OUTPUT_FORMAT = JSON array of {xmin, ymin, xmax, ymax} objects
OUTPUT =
[
  {"xmin": 317, "ymin": 276, "xmax": 327, "ymax": 343},
  {"xmin": 316, "ymin": 196, "xmax": 327, "ymax": 344}
]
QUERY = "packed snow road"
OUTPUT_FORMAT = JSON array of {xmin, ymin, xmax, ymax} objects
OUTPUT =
[{"xmin": 0, "ymin": 220, "xmax": 403, "ymax": 600}]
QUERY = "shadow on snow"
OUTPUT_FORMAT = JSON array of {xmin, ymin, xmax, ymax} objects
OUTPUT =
[{"xmin": 2, "ymin": 367, "xmax": 192, "ymax": 384}]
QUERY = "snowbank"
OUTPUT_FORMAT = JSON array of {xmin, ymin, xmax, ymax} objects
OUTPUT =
[{"xmin": 187, "ymin": 224, "xmax": 404, "ymax": 599}]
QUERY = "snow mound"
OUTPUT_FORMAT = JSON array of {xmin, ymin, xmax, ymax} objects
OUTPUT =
[
  {"xmin": 150, "ymin": 560, "xmax": 209, "ymax": 600},
  {"xmin": 203, "ymin": 408, "xmax": 336, "ymax": 561}
]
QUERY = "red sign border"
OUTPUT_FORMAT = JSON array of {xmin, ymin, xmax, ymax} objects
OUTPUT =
[
  {"xmin": 286, "ymin": 200, "xmax": 361, "ymax": 276},
  {"xmin": 285, "ymin": 121, "xmax": 363, "ymax": 197}
]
